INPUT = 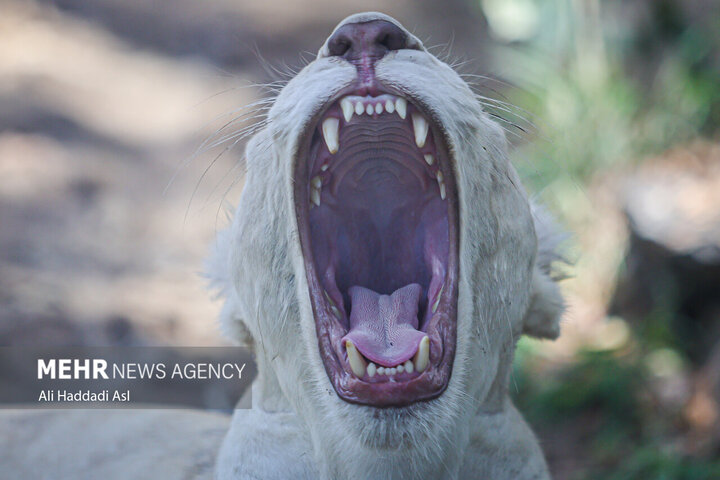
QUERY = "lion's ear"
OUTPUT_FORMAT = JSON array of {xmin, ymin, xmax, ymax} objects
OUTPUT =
[
  {"xmin": 206, "ymin": 221, "xmax": 255, "ymax": 349},
  {"xmin": 523, "ymin": 269, "xmax": 564, "ymax": 339},
  {"xmin": 522, "ymin": 204, "xmax": 568, "ymax": 340}
]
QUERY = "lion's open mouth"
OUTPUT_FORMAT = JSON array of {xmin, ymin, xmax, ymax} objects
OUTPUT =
[{"xmin": 295, "ymin": 90, "xmax": 458, "ymax": 407}]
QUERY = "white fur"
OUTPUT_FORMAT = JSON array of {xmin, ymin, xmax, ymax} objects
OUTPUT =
[{"xmin": 209, "ymin": 12, "xmax": 565, "ymax": 480}]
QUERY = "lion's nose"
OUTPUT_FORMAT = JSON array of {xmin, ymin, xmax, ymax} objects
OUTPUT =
[{"xmin": 326, "ymin": 20, "xmax": 409, "ymax": 66}]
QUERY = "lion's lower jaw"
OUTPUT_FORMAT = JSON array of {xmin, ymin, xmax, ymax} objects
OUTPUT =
[{"xmin": 216, "ymin": 397, "xmax": 550, "ymax": 480}]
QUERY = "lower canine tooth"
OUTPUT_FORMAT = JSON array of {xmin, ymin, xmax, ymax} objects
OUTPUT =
[
  {"xmin": 412, "ymin": 113, "xmax": 429, "ymax": 148},
  {"xmin": 395, "ymin": 98, "xmax": 407, "ymax": 119},
  {"xmin": 345, "ymin": 340, "xmax": 367, "ymax": 377},
  {"xmin": 322, "ymin": 118, "xmax": 339, "ymax": 154},
  {"xmin": 414, "ymin": 336, "xmax": 430, "ymax": 372},
  {"xmin": 340, "ymin": 98, "xmax": 354, "ymax": 123}
]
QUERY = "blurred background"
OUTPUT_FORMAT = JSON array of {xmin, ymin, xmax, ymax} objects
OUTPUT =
[{"xmin": 0, "ymin": 0, "xmax": 718, "ymax": 478}]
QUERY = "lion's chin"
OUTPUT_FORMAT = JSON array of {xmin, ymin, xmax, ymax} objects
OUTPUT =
[{"xmin": 295, "ymin": 86, "xmax": 458, "ymax": 407}]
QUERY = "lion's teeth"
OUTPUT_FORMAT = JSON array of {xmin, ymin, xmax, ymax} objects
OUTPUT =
[
  {"xmin": 322, "ymin": 118, "xmax": 339, "ymax": 154},
  {"xmin": 424, "ymin": 154, "xmax": 434, "ymax": 166},
  {"xmin": 365, "ymin": 104, "xmax": 373, "ymax": 115},
  {"xmin": 340, "ymin": 98, "xmax": 354, "ymax": 123},
  {"xmin": 375, "ymin": 102, "xmax": 383, "ymax": 114},
  {"xmin": 432, "ymin": 283, "xmax": 443, "ymax": 313},
  {"xmin": 385, "ymin": 99, "xmax": 395, "ymax": 113},
  {"xmin": 435, "ymin": 170, "xmax": 446, "ymax": 200},
  {"xmin": 367, "ymin": 362, "xmax": 377, "ymax": 377},
  {"xmin": 311, "ymin": 176, "xmax": 322, "ymax": 189},
  {"xmin": 345, "ymin": 340, "xmax": 367, "ymax": 377},
  {"xmin": 397, "ymin": 364, "xmax": 405, "ymax": 373},
  {"xmin": 310, "ymin": 187, "xmax": 321, "ymax": 207},
  {"xmin": 388, "ymin": 367, "xmax": 397, "ymax": 376},
  {"xmin": 355, "ymin": 101, "xmax": 364, "ymax": 116},
  {"xmin": 377, "ymin": 366, "xmax": 385, "ymax": 375},
  {"xmin": 395, "ymin": 98, "xmax": 407, "ymax": 119},
  {"xmin": 330, "ymin": 305, "xmax": 342, "ymax": 319},
  {"xmin": 414, "ymin": 336, "xmax": 430, "ymax": 372},
  {"xmin": 404, "ymin": 360, "xmax": 414, "ymax": 374},
  {"xmin": 412, "ymin": 113, "xmax": 429, "ymax": 148}
]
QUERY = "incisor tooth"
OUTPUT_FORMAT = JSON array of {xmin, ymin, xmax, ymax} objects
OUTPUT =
[
  {"xmin": 365, "ymin": 104, "xmax": 373, "ymax": 115},
  {"xmin": 367, "ymin": 362, "xmax": 377, "ymax": 377},
  {"xmin": 414, "ymin": 336, "xmax": 430, "ymax": 372},
  {"xmin": 355, "ymin": 101, "xmax": 364, "ymax": 115},
  {"xmin": 395, "ymin": 98, "xmax": 407, "ymax": 119},
  {"xmin": 397, "ymin": 364, "xmax": 405, "ymax": 373},
  {"xmin": 404, "ymin": 360, "xmax": 414, "ymax": 374},
  {"xmin": 377, "ymin": 366, "xmax": 385, "ymax": 375},
  {"xmin": 340, "ymin": 98, "xmax": 354, "ymax": 123},
  {"xmin": 385, "ymin": 99, "xmax": 395, "ymax": 113},
  {"xmin": 310, "ymin": 188, "xmax": 320, "ymax": 207},
  {"xmin": 375, "ymin": 103, "xmax": 383, "ymax": 114},
  {"xmin": 322, "ymin": 118, "xmax": 339, "ymax": 154},
  {"xmin": 412, "ymin": 113, "xmax": 429, "ymax": 148},
  {"xmin": 424, "ymin": 154, "xmax": 434, "ymax": 165},
  {"xmin": 389, "ymin": 367, "xmax": 397, "ymax": 376},
  {"xmin": 345, "ymin": 340, "xmax": 367, "ymax": 377}
]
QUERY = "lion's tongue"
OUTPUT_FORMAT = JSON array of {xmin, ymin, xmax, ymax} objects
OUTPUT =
[{"xmin": 341, "ymin": 283, "xmax": 426, "ymax": 367}]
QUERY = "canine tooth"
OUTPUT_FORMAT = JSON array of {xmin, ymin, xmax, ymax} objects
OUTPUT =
[
  {"xmin": 412, "ymin": 113, "xmax": 429, "ymax": 148},
  {"xmin": 414, "ymin": 336, "xmax": 430, "ymax": 372},
  {"xmin": 385, "ymin": 99, "xmax": 395, "ymax": 113},
  {"xmin": 377, "ymin": 366, "xmax": 385, "ymax": 375},
  {"xmin": 340, "ymin": 98, "xmax": 354, "ymax": 123},
  {"xmin": 311, "ymin": 176, "xmax": 322, "ymax": 189},
  {"xmin": 322, "ymin": 118, "xmax": 339, "ymax": 154},
  {"xmin": 365, "ymin": 104, "xmax": 373, "ymax": 115},
  {"xmin": 345, "ymin": 340, "xmax": 367, "ymax": 377},
  {"xmin": 367, "ymin": 362, "xmax": 377, "ymax": 377},
  {"xmin": 432, "ymin": 284, "xmax": 444, "ymax": 313},
  {"xmin": 424, "ymin": 154, "xmax": 434, "ymax": 166},
  {"xmin": 310, "ymin": 188, "xmax": 321, "ymax": 207},
  {"xmin": 395, "ymin": 98, "xmax": 407, "ymax": 119},
  {"xmin": 375, "ymin": 103, "xmax": 383, "ymax": 114},
  {"xmin": 355, "ymin": 101, "xmax": 364, "ymax": 115},
  {"xmin": 404, "ymin": 360, "xmax": 414, "ymax": 374},
  {"xmin": 397, "ymin": 364, "xmax": 404, "ymax": 373}
]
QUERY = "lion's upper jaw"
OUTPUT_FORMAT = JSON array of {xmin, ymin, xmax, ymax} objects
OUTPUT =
[{"xmin": 211, "ymin": 11, "xmax": 562, "ymax": 480}]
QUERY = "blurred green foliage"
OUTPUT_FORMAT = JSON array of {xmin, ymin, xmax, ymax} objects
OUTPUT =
[
  {"xmin": 477, "ymin": 0, "xmax": 720, "ymax": 192},
  {"xmin": 479, "ymin": 1, "xmax": 720, "ymax": 477}
]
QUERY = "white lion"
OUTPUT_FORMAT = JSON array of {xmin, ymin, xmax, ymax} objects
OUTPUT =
[{"xmin": 209, "ymin": 12, "xmax": 565, "ymax": 480}]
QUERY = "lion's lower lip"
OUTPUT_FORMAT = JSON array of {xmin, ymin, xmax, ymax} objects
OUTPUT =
[{"xmin": 295, "ymin": 90, "xmax": 458, "ymax": 407}]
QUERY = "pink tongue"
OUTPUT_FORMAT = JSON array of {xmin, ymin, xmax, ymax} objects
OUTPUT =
[{"xmin": 341, "ymin": 284, "xmax": 426, "ymax": 367}]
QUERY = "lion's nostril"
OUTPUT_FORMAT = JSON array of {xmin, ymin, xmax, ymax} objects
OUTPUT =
[{"xmin": 326, "ymin": 20, "xmax": 409, "ymax": 66}]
